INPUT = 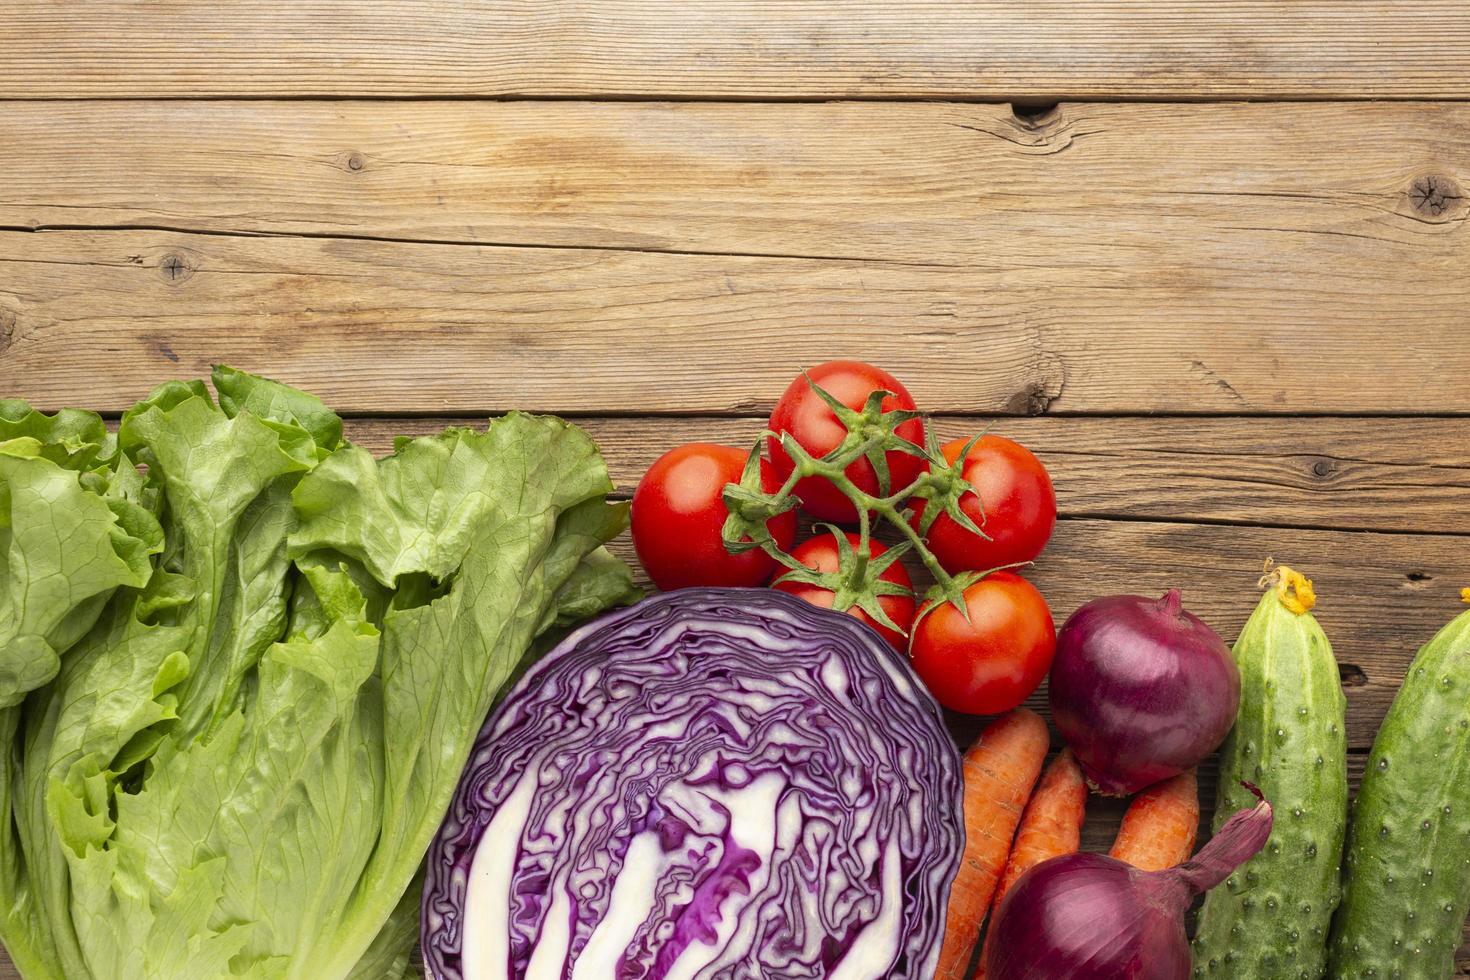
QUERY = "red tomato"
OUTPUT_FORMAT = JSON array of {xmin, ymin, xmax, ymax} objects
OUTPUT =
[
  {"xmin": 632, "ymin": 443, "xmax": 797, "ymax": 591},
  {"xmin": 772, "ymin": 531, "xmax": 916, "ymax": 651},
  {"xmin": 909, "ymin": 572, "xmax": 1056, "ymax": 715},
  {"xmin": 767, "ymin": 361, "xmax": 927, "ymax": 523},
  {"xmin": 914, "ymin": 435, "xmax": 1056, "ymax": 574}
]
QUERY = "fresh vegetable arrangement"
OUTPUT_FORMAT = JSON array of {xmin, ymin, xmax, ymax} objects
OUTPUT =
[
  {"xmin": 631, "ymin": 359, "xmax": 1061, "ymax": 715},
  {"xmin": 618, "ymin": 360, "xmax": 1470, "ymax": 980},
  {"xmin": 422, "ymin": 588, "xmax": 962, "ymax": 979},
  {"xmin": 0, "ymin": 369, "xmax": 639, "ymax": 980},
  {"xmin": 5, "ymin": 351, "xmax": 1469, "ymax": 980}
]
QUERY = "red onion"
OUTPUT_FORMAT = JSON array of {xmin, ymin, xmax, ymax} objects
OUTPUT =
[
  {"xmin": 1049, "ymin": 589, "xmax": 1240, "ymax": 795},
  {"xmin": 985, "ymin": 789, "xmax": 1273, "ymax": 979}
]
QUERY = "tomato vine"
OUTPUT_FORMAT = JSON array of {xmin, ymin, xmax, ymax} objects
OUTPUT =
[{"xmin": 720, "ymin": 375, "xmax": 994, "ymax": 636}]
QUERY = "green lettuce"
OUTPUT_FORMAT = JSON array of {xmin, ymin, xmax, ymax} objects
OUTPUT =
[{"xmin": 0, "ymin": 369, "xmax": 639, "ymax": 979}]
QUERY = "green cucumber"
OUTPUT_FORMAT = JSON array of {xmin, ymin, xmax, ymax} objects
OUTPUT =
[
  {"xmin": 1328, "ymin": 597, "xmax": 1470, "ymax": 979},
  {"xmin": 1194, "ymin": 563, "xmax": 1347, "ymax": 978}
]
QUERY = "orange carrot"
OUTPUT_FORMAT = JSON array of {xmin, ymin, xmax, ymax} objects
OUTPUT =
[
  {"xmin": 1108, "ymin": 769, "xmax": 1201, "ymax": 872},
  {"xmin": 974, "ymin": 750, "xmax": 1088, "ymax": 978},
  {"xmin": 989, "ymin": 749, "xmax": 1087, "ymax": 906},
  {"xmin": 934, "ymin": 708, "xmax": 1050, "ymax": 980}
]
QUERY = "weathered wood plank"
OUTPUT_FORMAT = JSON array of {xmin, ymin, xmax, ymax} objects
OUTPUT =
[
  {"xmin": 2, "ymin": 229, "xmax": 1469, "ymax": 415},
  {"xmin": 3, "ymin": 100, "xmax": 1466, "ymax": 267},
  {"xmin": 344, "ymin": 416, "xmax": 1470, "ymax": 534},
  {"xmin": 2, "ymin": 2, "xmax": 1470, "ymax": 100}
]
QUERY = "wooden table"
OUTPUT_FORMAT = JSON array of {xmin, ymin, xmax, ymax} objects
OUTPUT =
[{"xmin": 3, "ymin": 2, "xmax": 1470, "ymax": 976}]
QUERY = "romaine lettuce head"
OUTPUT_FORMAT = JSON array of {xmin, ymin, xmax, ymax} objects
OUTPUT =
[{"xmin": 0, "ymin": 369, "xmax": 638, "ymax": 979}]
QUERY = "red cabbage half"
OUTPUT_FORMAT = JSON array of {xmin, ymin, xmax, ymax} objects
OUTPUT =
[{"xmin": 422, "ymin": 588, "xmax": 963, "ymax": 979}]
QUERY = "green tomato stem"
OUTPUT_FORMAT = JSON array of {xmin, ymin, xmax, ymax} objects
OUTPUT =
[{"xmin": 726, "ymin": 384, "xmax": 981, "ymax": 616}]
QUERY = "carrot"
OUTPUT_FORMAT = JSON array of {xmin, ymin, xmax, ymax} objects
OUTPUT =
[
  {"xmin": 1108, "ymin": 769, "xmax": 1201, "ymax": 871},
  {"xmin": 934, "ymin": 708, "xmax": 1050, "ymax": 980},
  {"xmin": 974, "ymin": 749, "xmax": 1087, "ymax": 978}
]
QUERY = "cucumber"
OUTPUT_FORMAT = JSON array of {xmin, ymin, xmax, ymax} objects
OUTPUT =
[
  {"xmin": 1328, "ymin": 597, "xmax": 1470, "ymax": 979},
  {"xmin": 1193, "ymin": 563, "xmax": 1347, "ymax": 978}
]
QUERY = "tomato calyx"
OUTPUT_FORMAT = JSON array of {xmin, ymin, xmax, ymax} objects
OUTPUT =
[
  {"xmin": 771, "ymin": 524, "xmax": 917, "ymax": 636},
  {"xmin": 796, "ymin": 380, "xmax": 927, "ymax": 498},
  {"xmin": 906, "ymin": 429, "xmax": 991, "ymax": 541},
  {"xmin": 913, "ymin": 561, "xmax": 1033, "ymax": 631},
  {"xmin": 720, "ymin": 446, "xmax": 803, "ymax": 557}
]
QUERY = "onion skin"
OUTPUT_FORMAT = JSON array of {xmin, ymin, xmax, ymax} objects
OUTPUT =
[
  {"xmin": 1049, "ymin": 590, "xmax": 1240, "ymax": 796},
  {"xmin": 985, "ymin": 790, "xmax": 1273, "ymax": 980},
  {"xmin": 987, "ymin": 855, "xmax": 1193, "ymax": 979}
]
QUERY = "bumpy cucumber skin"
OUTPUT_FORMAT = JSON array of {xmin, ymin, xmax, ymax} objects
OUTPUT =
[
  {"xmin": 1193, "ymin": 588, "xmax": 1348, "ymax": 979},
  {"xmin": 1328, "ymin": 609, "xmax": 1470, "ymax": 980}
]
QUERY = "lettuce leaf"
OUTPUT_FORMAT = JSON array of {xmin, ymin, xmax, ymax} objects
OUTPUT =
[{"xmin": 0, "ymin": 370, "xmax": 639, "ymax": 979}]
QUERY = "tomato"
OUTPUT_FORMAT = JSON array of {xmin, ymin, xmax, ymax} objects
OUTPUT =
[
  {"xmin": 632, "ymin": 443, "xmax": 797, "ymax": 591},
  {"xmin": 772, "ymin": 531, "xmax": 916, "ymax": 651},
  {"xmin": 767, "ymin": 360, "xmax": 927, "ymax": 523},
  {"xmin": 914, "ymin": 435, "xmax": 1056, "ymax": 574},
  {"xmin": 909, "ymin": 572, "xmax": 1056, "ymax": 715}
]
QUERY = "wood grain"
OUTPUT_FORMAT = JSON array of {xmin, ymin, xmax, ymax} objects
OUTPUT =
[
  {"xmin": 2, "ymin": 227, "xmax": 1469, "ymax": 415},
  {"xmin": 4, "ymin": 101, "xmax": 1468, "ymax": 263},
  {"xmin": 344, "ymin": 415, "xmax": 1470, "ymax": 534},
  {"xmin": 3, "ymin": 2, "xmax": 1470, "ymax": 101},
  {"xmin": 3, "ymin": 100, "xmax": 1467, "ymax": 271}
]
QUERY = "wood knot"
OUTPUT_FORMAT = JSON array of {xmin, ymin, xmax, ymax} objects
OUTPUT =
[
  {"xmin": 1339, "ymin": 663, "xmax": 1368, "ymax": 688},
  {"xmin": 1005, "ymin": 380, "xmax": 1059, "ymax": 416},
  {"xmin": 157, "ymin": 253, "xmax": 194, "ymax": 284},
  {"xmin": 1310, "ymin": 458, "xmax": 1335, "ymax": 478},
  {"xmin": 1406, "ymin": 174, "xmax": 1464, "ymax": 220},
  {"xmin": 1011, "ymin": 102, "xmax": 1060, "ymax": 129},
  {"xmin": 153, "ymin": 337, "xmax": 180, "ymax": 363},
  {"xmin": 345, "ymin": 152, "xmax": 367, "ymax": 173}
]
